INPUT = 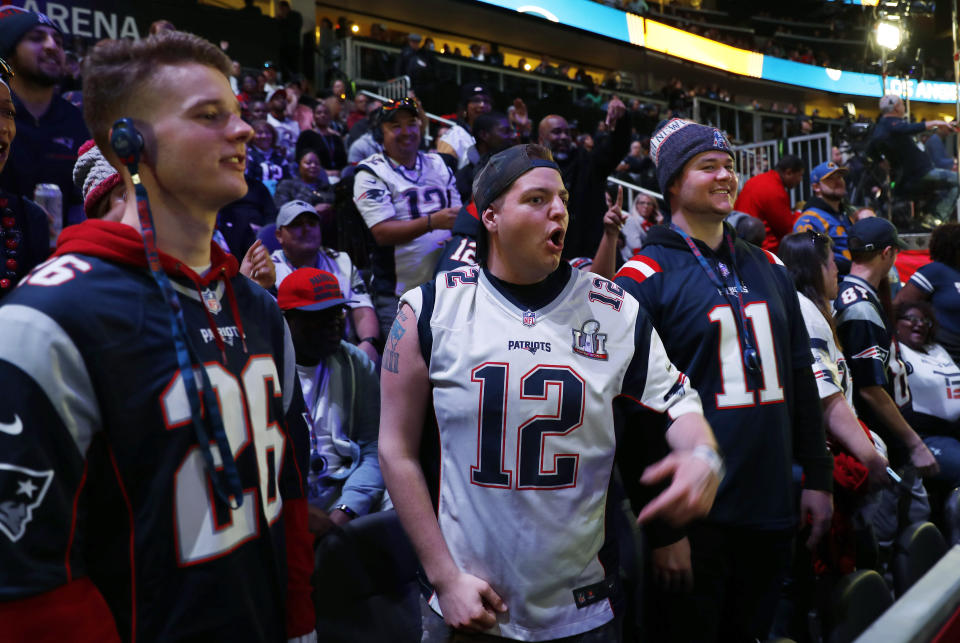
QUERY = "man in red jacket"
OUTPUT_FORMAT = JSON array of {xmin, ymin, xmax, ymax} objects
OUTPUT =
[{"xmin": 734, "ymin": 154, "xmax": 804, "ymax": 253}]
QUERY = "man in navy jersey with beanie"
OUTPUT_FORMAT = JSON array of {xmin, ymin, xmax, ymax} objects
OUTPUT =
[{"xmin": 615, "ymin": 119, "xmax": 834, "ymax": 642}]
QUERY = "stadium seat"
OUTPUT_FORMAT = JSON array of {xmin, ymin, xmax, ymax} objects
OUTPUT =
[
  {"xmin": 312, "ymin": 509, "xmax": 421, "ymax": 642},
  {"xmin": 827, "ymin": 569, "xmax": 893, "ymax": 643},
  {"xmin": 891, "ymin": 521, "xmax": 947, "ymax": 596}
]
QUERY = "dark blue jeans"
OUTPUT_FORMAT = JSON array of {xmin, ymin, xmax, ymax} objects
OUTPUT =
[{"xmin": 644, "ymin": 523, "xmax": 795, "ymax": 643}]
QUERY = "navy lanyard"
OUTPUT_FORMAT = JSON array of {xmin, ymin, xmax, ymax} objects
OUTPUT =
[
  {"xmin": 113, "ymin": 120, "xmax": 244, "ymax": 509},
  {"xmin": 670, "ymin": 224, "xmax": 761, "ymax": 374}
]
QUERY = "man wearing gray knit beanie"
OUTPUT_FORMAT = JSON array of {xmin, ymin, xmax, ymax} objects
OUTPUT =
[{"xmin": 615, "ymin": 118, "xmax": 834, "ymax": 642}]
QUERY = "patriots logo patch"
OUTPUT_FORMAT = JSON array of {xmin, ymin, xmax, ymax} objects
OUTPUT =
[
  {"xmin": 0, "ymin": 464, "xmax": 54, "ymax": 542},
  {"xmin": 712, "ymin": 129, "xmax": 729, "ymax": 151},
  {"xmin": 357, "ymin": 188, "xmax": 386, "ymax": 202},
  {"xmin": 52, "ymin": 137, "xmax": 74, "ymax": 150},
  {"xmin": 851, "ymin": 345, "xmax": 889, "ymax": 364}
]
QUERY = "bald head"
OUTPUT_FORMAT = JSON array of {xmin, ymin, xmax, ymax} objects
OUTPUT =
[{"xmin": 538, "ymin": 114, "xmax": 571, "ymax": 158}]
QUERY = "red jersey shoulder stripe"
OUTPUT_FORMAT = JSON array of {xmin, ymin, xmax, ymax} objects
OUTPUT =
[
  {"xmin": 762, "ymin": 249, "xmax": 784, "ymax": 266},
  {"xmin": 615, "ymin": 255, "xmax": 662, "ymax": 284}
]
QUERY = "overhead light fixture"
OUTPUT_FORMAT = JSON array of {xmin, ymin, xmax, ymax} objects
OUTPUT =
[
  {"xmin": 351, "ymin": 24, "xmax": 360, "ymax": 34},
  {"xmin": 875, "ymin": 18, "xmax": 903, "ymax": 51},
  {"xmin": 523, "ymin": 63, "xmax": 532, "ymax": 71}
]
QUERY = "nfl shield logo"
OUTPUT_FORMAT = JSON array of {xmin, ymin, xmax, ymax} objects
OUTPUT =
[
  {"xmin": 202, "ymin": 289, "xmax": 221, "ymax": 315},
  {"xmin": 522, "ymin": 310, "xmax": 537, "ymax": 327}
]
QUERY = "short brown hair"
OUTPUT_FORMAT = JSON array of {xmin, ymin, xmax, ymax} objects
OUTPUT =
[{"xmin": 82, "ymin": 31, "xmax": 232, "ymax": 162}]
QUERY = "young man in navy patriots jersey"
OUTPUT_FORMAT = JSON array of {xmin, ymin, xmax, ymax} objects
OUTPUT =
[
  {"xmin": 380, "ymin": 143, "xmax": 723, "ymax": 641},
  {"xmin": 0, "ymin": 32, "xmax": 315, "ymax": 642},
  {"xmin": 615, "ymin": 119, "xmax": 834, "ymax": 642}
]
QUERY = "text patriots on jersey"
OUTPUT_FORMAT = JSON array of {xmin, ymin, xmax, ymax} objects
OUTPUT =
[
  {"xmin": 717, "ymin": 284, "xmax": 749, "ymax": 296},
  {"xmin": 508, "ymin": 340, "xmax": 552, "ymax": 354},
  {"xmin": 571, "ymin": 320, "xmax": 608, "ymax": 360},
  {"xmin": 200, "ymin": 325, "xmax": 241, "ymax": 346}
]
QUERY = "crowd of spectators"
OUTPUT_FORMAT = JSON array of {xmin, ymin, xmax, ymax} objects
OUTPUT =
[{"xmin": 2, "ymin": 4, "xmax": 960, "ymax": 642}]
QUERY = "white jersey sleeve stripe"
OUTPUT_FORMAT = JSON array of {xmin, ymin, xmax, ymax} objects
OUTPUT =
[
  {"xmin": 909, "ymin": 270, "xmax": 934, "ymax": 293},
  {"xmin": 0, "ymin": 304, "xmax": 101, "ymax": 455}
]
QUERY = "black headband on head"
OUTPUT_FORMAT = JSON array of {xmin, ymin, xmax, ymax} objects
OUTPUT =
[{"xmin": 473, "ymin": 147, "xmax": 559, "ymax": 214}]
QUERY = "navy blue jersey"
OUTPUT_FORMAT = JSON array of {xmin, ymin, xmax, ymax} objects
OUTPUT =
[
  {"xmin": 433, "ymin": 204, "xmax": 481, "ymax": 275},
  {"xmin": 834, "ymin": 274, "xmax": 911, "ymax": 454},
  {"xmin": 0, "ymin": 221, "xmax": 311, "ymax": 641},
  {"xmin": 0, "ymin": 93, "xmax": 89, "ymax": 225},
  {"xmin": 615, "ymin": 225, "xmax": 831, "ymax": 529}
]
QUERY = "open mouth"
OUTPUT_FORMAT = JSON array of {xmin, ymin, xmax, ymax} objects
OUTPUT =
[{"xmin": 547, "ymin": 228, "xmax": 564, "ymax": 251}]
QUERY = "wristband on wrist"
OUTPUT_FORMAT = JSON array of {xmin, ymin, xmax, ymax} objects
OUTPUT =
[
  {"xmin": 359, "ymin": 336, "xmax": 382, "ymax": 352},
  {"xmin": 334, "ymin": 504, "xmax": 358, "ymax": 519},
  {"xmin": 427, "ymin": 212, "xmax": 432, "ymax": 231},
  {"xmin": 691, "ymin": 444, "xmax": 725, "ymax": 481}
]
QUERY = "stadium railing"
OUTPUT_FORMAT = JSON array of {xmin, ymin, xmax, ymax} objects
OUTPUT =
[
  {"xmin": 692, "ymin": 96, "xmax": 845, "ymax": 145},
  {"xmin": 855, "ymin": 545, "xmax": 960, "ymax": 642},
  {"xmin": 343, "ymin": 37, "xmax": 669, "ymax": 113}
]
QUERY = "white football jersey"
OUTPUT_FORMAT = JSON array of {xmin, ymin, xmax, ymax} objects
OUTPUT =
[
  {"xmin": 354, "ymin": 152, "xmax": 458, "ymax": 296},
  {"xmin": 798, "ymin": 293, "xmax": 855, "ymax": 412},
  {"xmin": 901, "ymin": 342, "xmax": 960, "ymax": 423},
  {"xmin": 402, "ymin": 265, "xmax": 702, "ymax": 641}
]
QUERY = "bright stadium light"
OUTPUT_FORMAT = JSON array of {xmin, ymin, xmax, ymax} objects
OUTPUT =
[{"xmin": 875, "ymin": 19, "xmax": 903, "ymax": 50}]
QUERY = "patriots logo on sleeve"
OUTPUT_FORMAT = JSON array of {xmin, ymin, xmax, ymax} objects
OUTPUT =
[
  {"xmin": 851, "ymin": 345, "xmax": 890, "ymax": 364},
  {"xmin": 0, "ymin": 464, "xmax": 54, "ymax": 542},
  {"xmin": 357, "ymin": 188, "xmax": 386, "ymax": 202}
]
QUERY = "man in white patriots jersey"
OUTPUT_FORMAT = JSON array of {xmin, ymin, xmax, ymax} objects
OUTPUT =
[
  {"xmin": 353, "ymin": 97, "xmax": 460, "ymax": 339},
  {"xmin": 379, "ymin": 143, "xmax": 722, "ymax": 641}
]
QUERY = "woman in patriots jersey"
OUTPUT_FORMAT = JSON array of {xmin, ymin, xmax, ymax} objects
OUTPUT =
[
  {"xmin": 614, "ymin": 119, "xmax": 834, "ymax": 643},
  {"xmin": 779, "ymin": 230, "xmax": 889, "ymax": 486},
  {"xmin": 894, "ymin": 300, "xmax": 960, "ymax": 488},
  {"xmin": 380, "ymin": 144, "xmax": 722, "ymax": 641},
  {"xmin": 895, "ymin": 222, "xmax": 960, "ymax": 365},
  {"xmin": 0, "ymin": 32, "xmax": 314, "ymax": 642}
]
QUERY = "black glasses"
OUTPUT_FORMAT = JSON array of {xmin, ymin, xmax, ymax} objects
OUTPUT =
[{"xmin": 899, "ymin": 315, "xmax": 932, "ymax": 328}]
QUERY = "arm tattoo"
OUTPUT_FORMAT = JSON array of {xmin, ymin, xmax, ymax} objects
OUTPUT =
[{"xmin": 383, "ymin": 309, "xmax": 408, "ymax": 374}]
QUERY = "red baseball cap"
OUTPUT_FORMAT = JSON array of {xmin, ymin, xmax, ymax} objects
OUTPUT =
[{"xmin": 277, "ymin": 268, "xmax": 355, "ymax": 312}]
